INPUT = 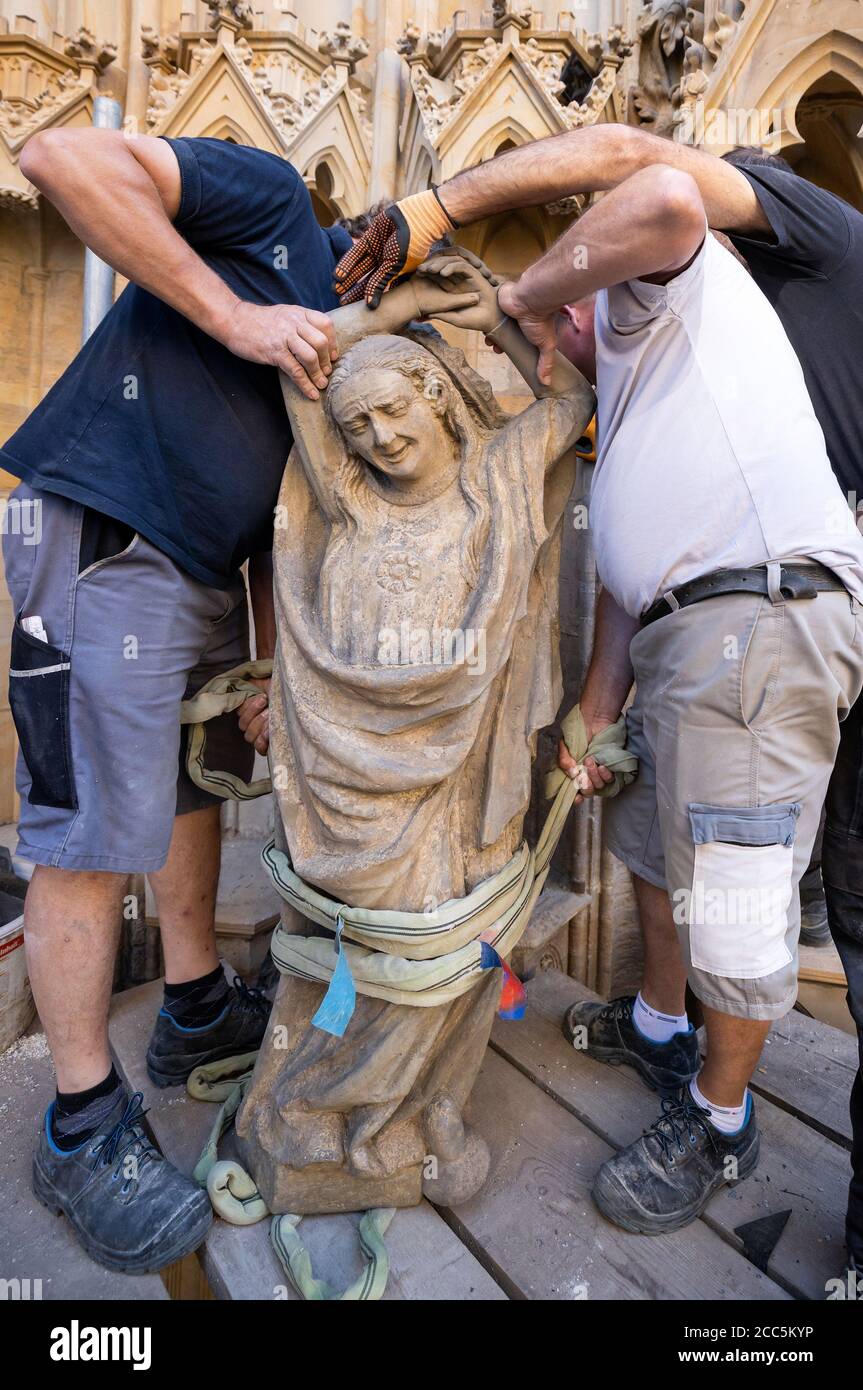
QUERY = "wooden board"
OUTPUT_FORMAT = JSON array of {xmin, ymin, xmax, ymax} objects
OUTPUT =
[
  {"xmin": 798, "ymin": 940, "xmax": 845, "ymax": 987},
  {"xmin": 751, "ymin": 1007, "xmax": 856, "ymax": 1148},
  {"xmin": 490, "ymin": 971, "xmax": 852, "ymax": 1300},
  {"xmin": 109, "ymin": 981, "xmax": 507, "ymax": 1302},
  {"xmin": 449, "ymin": 1049, "xmax": 788, "ymax": 1301}
]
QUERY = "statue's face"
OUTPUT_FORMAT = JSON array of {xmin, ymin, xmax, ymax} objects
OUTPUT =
[{"xmin": 329, "ymin": 368, "xmax": 452, "ymax": 485}]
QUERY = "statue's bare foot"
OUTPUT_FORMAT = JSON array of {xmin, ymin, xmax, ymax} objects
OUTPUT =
[{"xmin": 421, "ymin": 1093, "xmax": 490, "ymax": 1207}]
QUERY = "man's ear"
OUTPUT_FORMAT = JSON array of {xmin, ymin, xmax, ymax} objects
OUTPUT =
[{"xmin": 560, "ymin": 304, "xmax": 579, "ymax": 330}]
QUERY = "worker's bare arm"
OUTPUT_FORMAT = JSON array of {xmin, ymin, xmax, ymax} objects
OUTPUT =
[
  {"xmin": 438, "ymin": 124, "xmax": 770, "ymax": 237},
  {"xmin": 237, "ymin": 550, "xmax": 276, "ymax": 755},
  {"xmin": 248, "ymin": 551, "xmax": 276, "ymax": 663},
  {"xmin": 19, "ymin": 128, "xmax": 335, "ymax": 399},
  {"xmin": 499, "ymin": 165, "xmax": 707, "ymax": 381},
  {"xmin": 559, "ymin": 587, "xmax": 639, "ymax": 801}
]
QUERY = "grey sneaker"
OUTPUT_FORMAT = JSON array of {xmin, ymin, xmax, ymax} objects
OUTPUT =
[
  {"xmin": 593, "ymin": 1087, "xmax": 759, "ymax": 1235},
  {"xmin": 32, "ymin": 1089, "xmax": 212, "ymax": 1274},
  {"xmin": 563, "ymin": 995, "xmax": 699, "ymax": 1097}
]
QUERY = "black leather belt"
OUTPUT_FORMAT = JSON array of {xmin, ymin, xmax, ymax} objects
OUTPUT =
[{"xmin": 641, "ymin": 562, "xmax": 846, "ymax": 628}]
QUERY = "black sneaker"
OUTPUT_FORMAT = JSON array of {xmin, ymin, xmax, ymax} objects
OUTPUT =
[
  {"xmin": 563, "ymin": 995, "xmax": 699, "ymax": 1096},
  {"xmin": 146, "ymin": 975, "xmax": 271, "ymax": 1088},
  {"xmin": 32, "ymin": 1089, "xmax": 212, "ymax": 1274},
  {"xmin": 592, "ymin": 1087, "xmax": 759, "ymax": 1235}
]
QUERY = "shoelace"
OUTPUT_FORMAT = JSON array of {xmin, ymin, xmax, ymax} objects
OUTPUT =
[
  {"xmin": 597, "ymin": 996, "xmax": 633, "ymax": 1027},
  {"xmin": 91, "ymin": 1092, "xmax": 157, "ymax": 1176},
  {"xmin": 646, "ymin": 1090, "xmax": 719, "ymax": 1164},
  {"xmin": 232, "ymin": 975, "xmax": 269, "ymax": 1020}
]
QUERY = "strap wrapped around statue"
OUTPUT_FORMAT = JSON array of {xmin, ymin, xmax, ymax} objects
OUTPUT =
[
  {"xmin": 261, "ymin": 705, "xmax": 637, "ymax": 1030},
  {"xmin": 178, "ymin": 659, "xmax": 636, "ymax": 1030},
  {"xmin": 178, "ymin": 662, "xmax": 637, "ymax": 1031}
]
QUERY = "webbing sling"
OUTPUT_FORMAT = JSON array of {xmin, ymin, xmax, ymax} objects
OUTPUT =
[
  {"xmin": 180, "ymin": 659, "xmax": 274, "ymax": 801},
  {"xmin": 263, "ymin": 709, "xmax": 638, "ymax": 1024},
  {"xmin": 189, "ymin": 1056, "xmax": 394, "ymax": 1300},
  {"xmin": 179, "ymin": 669, "xmax": 636, "ymax": 1023}
]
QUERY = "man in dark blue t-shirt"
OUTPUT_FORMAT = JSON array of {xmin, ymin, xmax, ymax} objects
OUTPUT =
[
  {"xmin": 337, "ymin": 126, "xmax": 863, "ymax": 1282},
  {"xmin": 3, "ymin": 129, "xmax": 354, "ymax": 1273}
]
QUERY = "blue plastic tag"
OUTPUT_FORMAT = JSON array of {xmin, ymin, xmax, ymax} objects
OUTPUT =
[
  {"xmin": 480, "ymin": 940, "xmax": 501, "ymax": 970},
  {"xmin": 311, "ymin": 914, "xmax": 357, "ymax": 1037}
]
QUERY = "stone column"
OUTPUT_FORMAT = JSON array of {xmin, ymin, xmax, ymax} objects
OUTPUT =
[{"xmin": 369, "ymin": 47, "xmax": 402, "ymax": 202}]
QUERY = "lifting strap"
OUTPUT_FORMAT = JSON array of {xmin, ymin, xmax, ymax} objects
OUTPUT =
[
  {"xmin": 263, "ymin": 710, "xmax": 637, "ymax": 1028},
  {"xmin": 179, "ymin": 660, "xmax": 637, "ymax": 1027},
  {"xmin": 180, "ymin": 659, "xmax": 274, "ymax": 801},
  {"xmin": 188, "ymin": 1055, "xmax": 395, "ymax": 1300}
]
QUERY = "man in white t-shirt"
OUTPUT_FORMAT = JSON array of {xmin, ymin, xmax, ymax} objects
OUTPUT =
[
  {"xmin": 541, "ymin": 175, "xmax": 863, "ymax": 1233},
  {"xmin": 337, "ymin": 160, "xmax": 863, "ymax": 1233},
  {"xmin": 549, "ymin": 214, "xmax": 863, "ymax": 1232}
]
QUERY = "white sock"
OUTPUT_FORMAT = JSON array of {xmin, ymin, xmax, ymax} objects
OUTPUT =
[
  {"xmin": 632, "ymin": 991, "xmax": 689, "ymax": 1044},
  {"xmin": 690, "ymin": 1074, "xmax": 750, "ymax": 1135}
]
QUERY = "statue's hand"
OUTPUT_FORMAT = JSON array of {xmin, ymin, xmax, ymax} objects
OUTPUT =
[{"xmin": 413, "ymin": 250, "xmax": 503, "ymax": 334}]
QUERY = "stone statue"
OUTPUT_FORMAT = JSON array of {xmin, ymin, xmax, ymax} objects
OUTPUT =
[{"xmin": 236, "ymin": 252, "xmax": 595, "ymax": 1213}]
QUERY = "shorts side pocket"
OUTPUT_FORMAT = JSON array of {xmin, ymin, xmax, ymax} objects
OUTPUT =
[
  {"xmin": 9, "ymin": 615, "xmax": 77, "ymax": 809},
  {"xmin": 687, "ymin": 801, "xmax": 799, "ymax": 979}
]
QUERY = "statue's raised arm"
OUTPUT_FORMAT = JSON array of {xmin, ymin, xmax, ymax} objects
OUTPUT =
[
  {"xmin": 277, "ymin": 269, "xmax": 482, "ymax": 519},
  {"xmin": 279, "ymin": 251, "xmax": 596, "ymax": 517}
]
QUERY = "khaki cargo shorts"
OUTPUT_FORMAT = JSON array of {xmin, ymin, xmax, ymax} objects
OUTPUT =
[{"xmin": 604, "ymin": 586, "xmax": 863, "ymax": 1021}]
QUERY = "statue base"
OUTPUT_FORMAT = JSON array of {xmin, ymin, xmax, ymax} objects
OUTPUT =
[{"xmin": 235, "ymin": 956, "xmax": 498, "ymax": 1215}]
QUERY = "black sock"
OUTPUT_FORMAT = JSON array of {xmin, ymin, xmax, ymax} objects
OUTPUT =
[
  {"xmin": 162, "ymin": 964, "xmax": 230, "ymax": 1030},
  {"xmin": 52, "ymin": 1065, "xmax": 124, "ymax": 1153}
]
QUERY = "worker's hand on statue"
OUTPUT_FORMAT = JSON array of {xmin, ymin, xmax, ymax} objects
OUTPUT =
[
  {"xmin": 415, "ymin": 250, "xmax": 502, "ymax": 334},
  {"xmin": 222, "ymin": 303, "xmax": 338, "ymax": 400},
  {"xmin": 334, "ymin": 190, "xmax": 457, "ymax": 307},
  {"xmin": 237, "ymin": 679, "xmax": 270, "ymax": 756},
  {"xmin": 558, "ymin": 714, "xmax": 615, "ymax": 807},
  {"xmin": 497, "ymin": 280, "xmax": 559, "ymax": 387}
]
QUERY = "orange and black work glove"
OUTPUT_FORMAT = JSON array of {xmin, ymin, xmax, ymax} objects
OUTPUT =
[{"xmin": 334, "ymin": 188, "xmax": 460, "ymax": 307}]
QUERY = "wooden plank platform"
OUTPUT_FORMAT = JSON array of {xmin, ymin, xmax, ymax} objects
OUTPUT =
[
  {"xmin": 447, "ymin": 1050, "xmax": 786, "ymax": 1300},
  {"xmin": 749, "ymin": 1007, "xmax": 856, "ymax": 1148},
  {"xmin": 491, "ymin": 972, "xmax": 854, "ymax": 1300},
  {"xmin": 106, "ymin": 971, "xmax": 846, "ymax": 1301},
  {"xmin": 799, "ymin": 939, "xmax": 846, "ymax": 987},
  {"xmin": 5, "ymin": 956, "xmax": 853, "ymax": 1302}
]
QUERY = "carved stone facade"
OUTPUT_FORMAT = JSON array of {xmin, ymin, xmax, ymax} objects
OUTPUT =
[{"xmin": 1, "ymin": 0, "xmax": 862, "ymax": 988}]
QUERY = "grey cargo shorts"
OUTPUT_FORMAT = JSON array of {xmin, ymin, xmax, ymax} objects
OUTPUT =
[
  {"xmin": 2, "ymin": 484, "xmax": 254, "ymax": 874},
  {"xmin": 603, "ymin": 586, "xmax": 863, "ymax": 1021}
]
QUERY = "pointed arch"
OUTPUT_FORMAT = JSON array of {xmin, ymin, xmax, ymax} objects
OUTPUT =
[
  {"xmin": 198, "ymin": 117, "xmax": 257, "ymax": 146},
  {"xmin": 757, "ymin": 30, "xmax": 863, "ymax": 150},
  {"xmin": 470, "ymin": 116, "xmax": 538, "ymax": 166}
]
